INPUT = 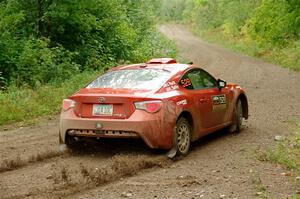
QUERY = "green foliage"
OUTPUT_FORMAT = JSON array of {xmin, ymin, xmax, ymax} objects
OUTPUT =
[
  {"xmin": 269, "ymin": 41, "xmax": 300, "ymax": 71},
  {"xmin": 0, "ymin": 0, "xmax": 176, "ymax": 87},
  {"xmin": 245, "ymin": 0, "xmax": 300, "ymax": 45},
  {"xmin": 160, "ymin": 0, "xmax": 186, "ymax": 21},
  {"xmin": 170, "ymin": 0, "xmax": 261, "ymax": 35},
  {"xmin": 13, "ymin": 38, "xmax": 79, "ymax": 87},
  {"xmin": 0, "ymin": 71, "xmax": 5, "ymax": 89},
  {"xmin": 0, "ymin": 70, "xmax": 99, "ymax": 126},
  {"xmin": 0, "ymin": 0, "xmax": 177, "ymax": 125},
  {"xmin": 161, "ymin": 0, "xmax": 300, "ymax": 71}
]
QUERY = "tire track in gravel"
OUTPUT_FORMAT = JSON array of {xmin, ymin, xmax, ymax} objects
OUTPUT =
[
  {"xmin": 0, "ymin": 153, "xmax": 169, "ymax": 199},
  {"xmin": 0, "ymin": 118, "xmax": 170, "ymax": 198}
]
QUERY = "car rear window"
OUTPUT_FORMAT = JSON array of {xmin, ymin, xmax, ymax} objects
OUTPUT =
[{"xmin": 86, "ymin": 69, "xmax": 171, "ymax": 90}]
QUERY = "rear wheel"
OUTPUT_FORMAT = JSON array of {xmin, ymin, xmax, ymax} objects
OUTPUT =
[{"xmin": 175, "ymin": 117, "xmax": 191, "ymax": 156}]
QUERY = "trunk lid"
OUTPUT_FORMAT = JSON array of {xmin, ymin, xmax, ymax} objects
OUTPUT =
[{"xmin": 70, "ymin": 88, "xmax": 153, "ymax": 119}]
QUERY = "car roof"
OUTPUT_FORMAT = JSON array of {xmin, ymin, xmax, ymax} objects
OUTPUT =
[{"xmin": 110, "ymin": 58, "xmax": 195, "ymax": 74}]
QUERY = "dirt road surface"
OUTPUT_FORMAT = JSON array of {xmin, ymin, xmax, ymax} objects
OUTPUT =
[{"xmin": 1, "ymin": 24, "xmax": 299, "ymax": 199}]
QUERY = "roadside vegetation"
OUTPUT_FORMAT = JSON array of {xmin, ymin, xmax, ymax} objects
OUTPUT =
[
  {"xmin": 257, "ymin": 131, "xmax": 300, "ymax": 172},
  {"xmin": 256, "ymin": 125, "xmax": 300, "ymax": 196},
  {"xmin": 160, "ymin": 0, "xmax": 300, "ymax": 71},
  {"xmin": 0, "ymin": 71, "xmax": 98, "ymax": 125},
  {"xmin": 0, "ymin": 0, "xmax": 176, "ymax": 126}
]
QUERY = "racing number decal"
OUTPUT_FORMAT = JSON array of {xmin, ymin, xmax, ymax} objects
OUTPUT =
[
  {"xmin": 180, "ymin": 78, "xmax": 191, "ymax": 88},
  {"xmin": 212, "ymin": 94, "xmax": 227, "ymax": 112}
]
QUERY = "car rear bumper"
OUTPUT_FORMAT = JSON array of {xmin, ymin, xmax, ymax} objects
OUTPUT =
[{"xmin": 59, "ymin": 108, "xmax": 175, "ymax": 149}]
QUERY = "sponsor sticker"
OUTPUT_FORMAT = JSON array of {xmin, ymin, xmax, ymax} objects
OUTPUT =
[
  {"xmin": 164, "ymin": 81, "xmax": 179, "ymax": 91},
  {"xmin": 212, "ymin": 94, "xmax": 227, "ymax": 112},
  {"xmin": 177, "ymin": 99, "xmax": 187, "ymax": 106}
]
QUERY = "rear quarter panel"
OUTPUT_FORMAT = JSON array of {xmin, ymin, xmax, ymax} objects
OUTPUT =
[{"xmin": 152, "ymin": 90, "xmax": 200, "ymax": 142}]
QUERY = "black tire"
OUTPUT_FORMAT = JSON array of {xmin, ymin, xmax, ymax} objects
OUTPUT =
[
  {"xmin": 175, "ymin": 117, "xmax": 191, "ymax": 156},
  {"xmin": 231, "ymin": 99, "xmax": 243, "ymax": 133},
  {"xmin": 65, "ymin": 134, "xmax": 81, "ymax": 150}
]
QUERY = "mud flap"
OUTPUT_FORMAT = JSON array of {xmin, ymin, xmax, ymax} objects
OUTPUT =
[
  {"xmin": 166, "ymin": 126, "xmax": 177, "ymax": 159},
  {"xmin": 58, "ymin": 131, "xmax": 68, "ymax": 152},
  {"xmin": 59, "ymin": 131, "xmax": 63, "ymax": 144}
]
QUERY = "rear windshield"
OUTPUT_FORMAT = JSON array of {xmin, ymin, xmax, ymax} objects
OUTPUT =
[{"xmin": 86, "ymin": 69, "xmax": 171, "ymax": 90}]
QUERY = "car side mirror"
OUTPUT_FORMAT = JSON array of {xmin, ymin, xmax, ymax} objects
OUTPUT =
[{"xmin": 217, "ymin": 79, "xmax": 226, "ymax": 90}]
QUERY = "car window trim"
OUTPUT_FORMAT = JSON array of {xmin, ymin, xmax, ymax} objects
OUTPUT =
[{"xmin": 178, "ymin": 67, "xmax": 218, "ymax": 90}]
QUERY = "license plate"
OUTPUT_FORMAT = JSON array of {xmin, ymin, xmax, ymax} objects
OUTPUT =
[{"xmin": 92, "ymin": 104, "xmax": 113, "ymax": 116}]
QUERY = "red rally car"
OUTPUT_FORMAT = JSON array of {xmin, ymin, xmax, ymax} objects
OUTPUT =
[{"xmin": 59, "ymin": 58, "xmax": 248, "ymax": 157}]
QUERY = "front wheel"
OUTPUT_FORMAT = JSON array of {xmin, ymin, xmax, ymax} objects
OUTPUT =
[{"xmin": 230, "ymin": 99, "xmax": 243, "ymax": 133}]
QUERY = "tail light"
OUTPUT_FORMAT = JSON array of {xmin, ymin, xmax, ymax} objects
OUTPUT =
[
  {"xmin": 62, "ymin": 99, "xmax": 76, "ymax": 111},
  {"xmin": 134, "ymin": 100, "xmax": 162, "ymax": 113}
]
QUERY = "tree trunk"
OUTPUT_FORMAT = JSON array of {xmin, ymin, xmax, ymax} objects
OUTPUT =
[{"xmin": 36, "ymin": 0, "xmax": 43, "ymax": 36}]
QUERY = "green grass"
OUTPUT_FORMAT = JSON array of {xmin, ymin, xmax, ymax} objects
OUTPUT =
[
  {"xmin": 0, "ymin": 70, "xmax": 100, "ymax": 126},
  {"xmin": 258, "ymin": 143, "xmax": 298, "ymax": 171},
  {"xmin": 256, "ymin": 125, "xmax": 300, "ymax": 195},
  {"xmin": 192, "ymin": 27, "xmax": 300, "ymax": 72},
  {"xmin": 257, "ymin": 129, "xmax": 300, "ymax": 172},
  {"xmin": 291, "ymin": 194, "xmax": 300, "ymax": 199}
]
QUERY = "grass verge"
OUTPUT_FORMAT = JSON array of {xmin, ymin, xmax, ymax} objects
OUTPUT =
[
  {"xmin": 0, "ymin": 70, "xmax": 100, "ymax": 126},
  {"xmin": 256, "ymin": 131, "xmax": 299, "ymax": 172},
  {"xmin": 256, "ymin": 125, "xmax": 300, "ymax": 196}
]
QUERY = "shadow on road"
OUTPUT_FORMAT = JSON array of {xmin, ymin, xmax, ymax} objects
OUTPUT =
[{"xmin": 69, "ymin": 127, "xmax": 240, "ymax": 158}]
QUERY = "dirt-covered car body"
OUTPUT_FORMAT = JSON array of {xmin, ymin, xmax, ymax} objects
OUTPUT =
[{"xmin": 59, "ymin": 58, "xmax": 248, "ymax": 153}]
